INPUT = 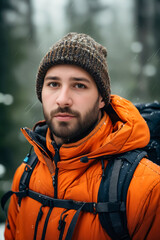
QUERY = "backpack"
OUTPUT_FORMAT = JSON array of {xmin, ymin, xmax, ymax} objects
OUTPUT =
[
  {"xmin": 1, "ymin": 102, "xmax": 160, "ymax": 240},
  {"xmin": 135, "ymin": 101, "xmax": 160, "ymax": 165}
]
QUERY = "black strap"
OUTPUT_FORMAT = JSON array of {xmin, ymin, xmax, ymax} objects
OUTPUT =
[
  {"xmin": 1, "ymin": 190, "xmax": 26, "ymax": 230},
  {"xmin": 109, "ymin": 159, "xmax": 123, "ymax": 201},
  {"xmin": 1, "ymin": 151, "xmax": 37, "ymax": 210},
  {"xmin": 98, "ymin": 150, "xmax": 147, "ymax": 240},
  {"xmin": 1, "ymin": 190, "xmax": 27, "ymax": 213},
  {"xmin": 64, "ymin": 198, "xmax": 123, "ymax": 240},
  {"xmin": 58, "ymin": 210, "xmax": 69, "ymax": 240},
  {"xmin": 19, "ymin": 152, "xmax": 38, "ymax": 191},
  {"xmin": 28, "ymin": 189, "xmax": 92, "ymax": 211},
  {"xmin": 108, "ymin": 159, "xmax": 127, "ymax": 239},
  {"xmin": 118, "ymin": 150, "xmax": 147, "ymax": 240},
  {"xmin": 28, "ymin": 189, "xmax": 125, "ymax": 213},
  {"xmin": 34, "ymin": 205, "xmax": 43, "ymax": 240},
  {"xmin": 41, "ymin": 207, "xmax": 53, "ymax": 240},
  {"xmin": 65, "ymin": 203, "xmax": 85, "ymax": 240},
  {"xmin": 1, "ymin": 151, "xmax": 38, "ymax": 230},
  {"xmin": 18, "ymin": 152, "xmax": 38, "ymax": 206},
  {"xmin": 109, "ymin": 150, "xmax": 147, "ymax": 240},
  {"xmin": 1, "ymin": 187, "xmax": 125, "ymax": 214},
  {"xmin": 1, "ymin": 151, "xmax": 38, "ymax": 212}
]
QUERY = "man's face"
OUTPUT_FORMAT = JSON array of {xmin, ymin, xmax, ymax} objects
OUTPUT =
[{"xmin": 42, "ymin": 64, "xmax": 105, "ymax": 144}]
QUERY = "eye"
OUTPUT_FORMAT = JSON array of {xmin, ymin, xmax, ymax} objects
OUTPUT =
[
  {"xmin": 74, "ymin": 83, "xmax": 86, "ymax": 89},
  {"xmin": 48, "ymin": 82, "xmax": 60, "ymax": 88}
]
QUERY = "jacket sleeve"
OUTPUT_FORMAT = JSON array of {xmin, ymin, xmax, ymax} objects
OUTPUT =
[
  {"xmin": 146, "ymin": 181, "xmax": 160, "ymax": 239},
  {"xmin": 127, "ymin": 160, "xmax": 160, "ymax": 240},
  {"xmin": 4, "ymin": 164, "xmax": 25, "ymax": 240},
  {"xmin": 133, "ymin": 181, "xmax": 160, "ymax": 240}
]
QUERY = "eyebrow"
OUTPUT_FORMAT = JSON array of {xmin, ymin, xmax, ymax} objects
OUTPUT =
[
  {"xmin": 44, "ymin": 76, "xmax": 91, "ymax": 83},
  {"xmin": 70, "ymin": 77, "xmax": 91, "ymax": 83},
  {"xmin": 44, "ymin": 76, "xmax": 59, "ymax": 81}
]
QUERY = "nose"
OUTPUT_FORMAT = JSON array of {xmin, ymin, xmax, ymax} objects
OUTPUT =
[{"xmin": 56, "ymin": 87, "xmax": 72, "ymax": 108}]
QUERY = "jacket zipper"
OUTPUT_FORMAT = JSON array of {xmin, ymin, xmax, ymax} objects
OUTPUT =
[{"xmin": 52, "ymin": 141, "xmax": 61, "ymax": 199}]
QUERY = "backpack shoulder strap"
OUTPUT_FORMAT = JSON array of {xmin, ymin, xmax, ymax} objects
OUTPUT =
[
  {"xmin": 98, "ymin": 150, "xmax": 147, "ymax": 240},
  {"xmin": 19, "ymin": 151, "xmax": 38, "ymax": 191},
  {"xmin": 1, "ymin": 150, "xmax": 38, "ymax": 214},
  {"xmin": 18, "ymin": 151, "xmax": 38, "ymax": 205}
]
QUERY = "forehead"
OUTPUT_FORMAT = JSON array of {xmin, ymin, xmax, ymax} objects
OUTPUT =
[{"xmin": 45, "ymin": 64, "xmax": 96, "ymax": 84}]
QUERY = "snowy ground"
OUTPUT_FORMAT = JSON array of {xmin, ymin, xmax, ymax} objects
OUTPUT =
[{"xmin": 0, "ymin": 223, "xmax": 5, "ymax": 240}]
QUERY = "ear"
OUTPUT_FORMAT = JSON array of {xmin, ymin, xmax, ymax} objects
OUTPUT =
[{"xmin": 99, "ymin": 96, "xmax": 105, "ymax": 109}]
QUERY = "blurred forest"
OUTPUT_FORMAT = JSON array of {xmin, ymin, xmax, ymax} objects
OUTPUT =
[{"xmin": 0, "ymin": 0, "xmax": 160, "ymax": 222}]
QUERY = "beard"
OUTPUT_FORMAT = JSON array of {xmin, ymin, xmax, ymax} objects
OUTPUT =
[{"xmin": 43, "ymin": 96, "xmax": 101, "ymax": 144}]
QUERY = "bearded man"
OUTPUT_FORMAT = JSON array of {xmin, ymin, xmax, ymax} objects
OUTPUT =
[{"xmin": 4, "ymin": 33, "xmax": 160, "ymax": 240}]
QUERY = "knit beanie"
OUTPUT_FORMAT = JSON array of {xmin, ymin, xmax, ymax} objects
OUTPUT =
[{"xmin": 36, "ymin": 32, "xmax": 111, "ymax": 106}]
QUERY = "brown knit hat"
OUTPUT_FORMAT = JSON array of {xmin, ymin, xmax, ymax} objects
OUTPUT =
[{"xmin": 36, "ymin": 32, "xmax": 111, "ymax": 106}]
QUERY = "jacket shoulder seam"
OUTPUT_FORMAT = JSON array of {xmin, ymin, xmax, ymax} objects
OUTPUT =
[{"xmin": 139, "ymin": 158, "xmax": 160, "ymax": 176}]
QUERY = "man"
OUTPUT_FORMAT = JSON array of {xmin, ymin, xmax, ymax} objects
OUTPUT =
[{"xmin": 4, "ymin": 33, "xmax": 160, "ymax": 240}]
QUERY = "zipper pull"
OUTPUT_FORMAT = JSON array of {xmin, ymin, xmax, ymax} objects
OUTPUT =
[{"xmin": 51, "ymin": 174, "xmax": 56, "ymax": 187}]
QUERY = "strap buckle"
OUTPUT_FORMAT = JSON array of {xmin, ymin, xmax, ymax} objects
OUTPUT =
[
  {"xmin": 24, "ymin": 165, "xmax": 32, "ymax": 172},
  {"xmin": 93, "ymin": 202, "xmax": 97, "ymax": 214},
  {"xmin": 38, "ymin": 195, "xmax": 54, "ymax": 207}
]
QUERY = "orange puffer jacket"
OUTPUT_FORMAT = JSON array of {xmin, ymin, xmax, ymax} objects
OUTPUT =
[{"xmin": 4, "ymin": 95, "xmax": 160, "ymax": 240}]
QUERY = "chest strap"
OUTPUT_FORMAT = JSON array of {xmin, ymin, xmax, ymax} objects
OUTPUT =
[{"xmin": 1, "ymin": 188, "xmax": 125, "ymax": 214}]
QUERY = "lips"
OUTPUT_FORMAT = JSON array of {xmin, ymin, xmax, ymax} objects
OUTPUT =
[{"xmin": 54, "ymin": 113, "xmax": 75, "ymax": 121}]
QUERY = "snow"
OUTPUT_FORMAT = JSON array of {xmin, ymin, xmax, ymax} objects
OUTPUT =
[{"xmin": 0, "ymin": 223, "xmax": 5, "ymax": 240}]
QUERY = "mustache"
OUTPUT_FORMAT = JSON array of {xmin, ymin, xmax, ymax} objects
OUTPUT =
[{"xmin": 50, "ymin": 107, "xmax": 80, "ymax": 118}]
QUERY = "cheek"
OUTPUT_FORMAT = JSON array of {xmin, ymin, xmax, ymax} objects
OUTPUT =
[
  {"xmin": 42, "ymin": 87, "xmax": 50, "ymax": 101},
  {"xmin": 42, "ymin": 89, "xmax": 55, "ymax": 106},
  {"xmin": 42, "ymin": 94, "xmax": 53, "ymax": 116},
  {"xmin": 41, "ymin": 88, "xmax": 46, "ymax": 103},
  {"xmin": 74, "ymin": 94, "xmax": 97, "ymax": 112}
]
